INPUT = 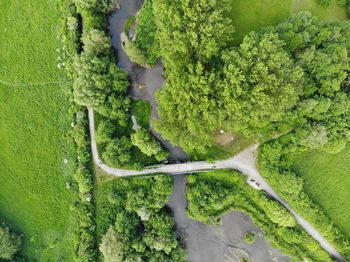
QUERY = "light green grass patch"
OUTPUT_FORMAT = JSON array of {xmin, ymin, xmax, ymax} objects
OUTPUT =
[
  {"xmin": 0, "ymin": 1, "xmax": 61, "ymax": 84},
  {"xmin": 0, "ymin": 0, "xmax": 78, "ymax": 260},
  {"xmin": 131, "ymin": 99, "xmax": 151, "ymax": 129},
  {"xmin": 292, "ymin": 0, "xmax": 347, "ymax": 21},
  {"xmin": 229, "ymin": 0, "xmax": 347, "ymax": 45},
  {"xmin": 292, "ymin": 145, "xmax": 350, "ymax": 238}
]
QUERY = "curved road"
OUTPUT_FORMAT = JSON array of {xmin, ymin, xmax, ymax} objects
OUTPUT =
[{"xmin": 88, "ymin": 108, "xmax": 346, "ymax": 261}]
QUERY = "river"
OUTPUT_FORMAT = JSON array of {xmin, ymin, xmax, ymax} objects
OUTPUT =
[{"xmin": 107, "ymin": 1, "xmax": 290, "ymax": 261}]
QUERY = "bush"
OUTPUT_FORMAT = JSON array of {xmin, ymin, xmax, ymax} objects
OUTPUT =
[
  {"xmin": 99, "ymin": 226, "xmax": 123, "ymax": 262},
  {"xmin": 134, "ymin": 0, "xmax": 160, "ymax": 65},
  {"xmin": 131, "ymin": 128, "xmax": 167, "ymax": 160},
  {"xmin": 243, "ymin": 232, "xmax": 257, "ymax": 245},
  {"xmin": 316, "ymin": 0, "xmax": 332, "ymax": 6},
  {"xmin": 0, "ymin": 225, "xmax": 21, "ymax": 260},
  {"xmin": 123, "ymin": 39, "xmax": 148, "ymax": 65}
]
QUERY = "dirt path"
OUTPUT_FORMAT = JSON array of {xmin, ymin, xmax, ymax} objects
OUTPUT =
[{"xmin": 0, "ymin": 79, "xmax": 62, "ymax": 87}]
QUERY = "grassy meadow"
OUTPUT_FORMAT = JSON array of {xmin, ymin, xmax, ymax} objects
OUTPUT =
[
  {"xmin": 0, "ymin": 0, "xmax": 77, "ymax": 260},
  {"xmin": 292, "ymin": 146, "xmax": 350, "ymax": 238},
  {"xmin": 229, "ymin": 0, "xmax": 347, "ymax": 45}
]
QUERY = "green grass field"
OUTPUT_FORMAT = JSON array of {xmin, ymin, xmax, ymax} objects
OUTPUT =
[
  {"xmin": 292, "ymin": 146, "xmax": 350, "ymax": 238},
  {"xmin": 0, "ymin": 0, "xmax": 77, "ymax": 260},
  {"xmin": 230, "ymin": 0, "xmax": 347, "ymax": 45}
]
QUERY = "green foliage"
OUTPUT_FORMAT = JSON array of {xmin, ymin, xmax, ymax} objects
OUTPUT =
[
  {"xmin": 143, "ymin": 211, "xmax": 178, "ymax": 254},
  {"xmin": 154, "ymin": 6, "xmax": 350, "ymax": 157},
  {"xmin": 135, "ymin": 0, "xmax": 160, "ymax": 65},
  {"xmin": 243, "ymin": 232, "xmax": 257, "ymax": 245},
  {"xmin": 124, "ymin": 16, "xmax": 136, "ymax": 34},
  {"xmin": 103, "ymin": 137, "xmax": 133, "ymax": 166},
  {"xmin": 186, "ymin": 172, "xmax": 238, "ymax": 224},
  {"xmin": 73, "ymin": 28, "xmax": 131, "ymax": 127},
  {"xmin": 95, "ymin": 118, "xmax": 115, "ymax": 143},
  {"xmin": 153, "ymin": 0, "xmax": 234, "ymax": 153},
  {"xmin": 73, "ymin": 0, "xmax": 114, "ymax": 13},
  {"xmin": 131, "ymin": 100, "xmax": 151, "ymax": 129},
  {"xmin": 260, "ymin": 197, "xmax": 296, "ymax": 227},
  {"xmin": 0, "ymin": 225, "xmax": 21, "ymax": 260},
  {"xmin": 123, "ymin": 39, "xmax": 149, "ymax": 65},
  {"xmin": 186, "ymin": 171, "xmax": 331, "ymax": 261},
  {"xmin": 219, "ymin": 32, "xmax": 304, "ymax": 137},
  {"xmin": 259, "ymin": 140, "xmax": 350, "ymax": 259},
  {"xmin": 131, "ymin": 128, "xmax": 168, "ymax": 161},
  {"xmin": 317, "ymin": 0, "xmax": 333, "ymax": 6},
  {"xmin": 99, "ymin": 226, "xmax": 123, "ymax": 262},
  {"xmin": 96, "ymin": 176, "xmax": 185, "ymax": 261}
]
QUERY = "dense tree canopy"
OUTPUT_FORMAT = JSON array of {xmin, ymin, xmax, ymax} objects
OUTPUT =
[
  {"xmin": 73, "ymin": 29, "xmax": 130, "ymax": 126},
  {"xmin": 99, "ymin": 227, "xmax": 123, "ymax": 262},
  {"xmin": 98, "ymin": 176, "xmax": 185, "ymax": 262},
  {"xmin": 153, "ymin": 0, "xmax": 234, "ymax": 153},
  {"xmin": 219, "ymin": 32, "xmax": 304, "ymax": 136},
  {"xmin": 154, "ymin": 7, "xmax": 350, "ymax": 155},
  {"xmin": 102, "ymin": 137, "xmax": 132, "ymax": 166}
]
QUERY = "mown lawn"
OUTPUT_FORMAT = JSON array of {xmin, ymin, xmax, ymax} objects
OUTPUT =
[
  {"xmin": 292, "ymin": 145, "xmax": 350, "ymax": 238},
  {"xmin": 229, "ymin": 0, "xmax": 347, "ymax": 45},
  {"xmin": 0, "ymin": 0, "xmax": 77, "ymax": 260}
]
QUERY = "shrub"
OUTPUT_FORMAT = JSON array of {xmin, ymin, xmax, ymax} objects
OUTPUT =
[
  {"xmin": 123, "ymin": 40, "xmax": 148, "ymax": 65},
  {"xmin": 243, "ymin": 232, "xmax": 257, "ymax": 245},
  {"xmin": 99, "ymin": 227, "xmax": 123, "ymax": 262},
  {"xmin": 0, "ymin": 225, "xmax": 21, "ymax": 260}
]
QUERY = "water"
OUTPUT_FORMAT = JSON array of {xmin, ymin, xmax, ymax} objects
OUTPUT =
[
  {"xmin": 108, "ymin": 0, "xmax": 188, "ymax": 161},
  {"xmin": 167, "ymin": 175, "xmax": 290, "ymax": 262}
]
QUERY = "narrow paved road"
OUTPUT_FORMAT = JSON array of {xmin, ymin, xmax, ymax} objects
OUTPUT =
[{"xmin": 88, "ymin": 108, "xmax": 345, "ymax": 261}]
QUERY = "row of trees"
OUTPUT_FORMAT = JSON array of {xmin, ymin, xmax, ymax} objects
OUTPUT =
[
  {"xmin": 98, "ymin": 176, "xmax": 185, "ymax": 261},
  {"xmin": 186, "ymin": 171, "xmax": 332, "ymax": 261},
  {"xmin": 74, "ymin": 29, "xmax": 131, "ymax": 126},
  {"xmin": 153, "ymin": 2, "xmax": 350, "ymax": 156},
  {"xmin": 0, "ymin": 224, "xmax": 21, "ymax": 260}
]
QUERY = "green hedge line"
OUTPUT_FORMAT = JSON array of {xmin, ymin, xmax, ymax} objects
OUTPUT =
[
  {"xmin": 186, "ymin": 170, "xmax": 332, "ymax": 261},
  {"xmin": 258, "ymin": 141, "xmax": 350, "ymax": 259}
]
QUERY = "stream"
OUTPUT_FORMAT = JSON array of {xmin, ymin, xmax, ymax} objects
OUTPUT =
[
  {"xmin": 107, "ymin": 1, "xmax": 290, "ymax": 261},
  {"xmin": 108, "ymin": 0, "xmax": 188, "ymax": 162}
]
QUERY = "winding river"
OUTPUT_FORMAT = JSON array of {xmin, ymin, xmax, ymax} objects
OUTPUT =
[{"xmin": 104, "ymin": 1, "xmax": 346, "ymax": 261}]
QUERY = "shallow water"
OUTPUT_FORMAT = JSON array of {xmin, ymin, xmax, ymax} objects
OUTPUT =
[
  {"xmin": 167, "ymin": 175, "xmax": 290, "ymax": 262},
  {"xmin": 108, "ymin": 0, "xmax": 188, "ymax": 161}
]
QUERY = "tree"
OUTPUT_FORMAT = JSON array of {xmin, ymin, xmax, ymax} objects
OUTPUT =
[
  {"xmin": 0, "ymin": 225, "xmax": 21, "ymax": 260},
  {"xmin": 262, "ymin": 197, "xmax": 296, "ymax": 227},
  {"xmin": 99, "ymin": 226, "xmax": 123, "ymax": 262},
  {"xmin": 74, "ymin": 0, "xmax": 114, "ymax": 12},
  {"xmin": 82, "ymin": 29, "xmax": 111, "ymax": 55},
  {"xmin": 102, "ymin": 137, "xmax": 132, "ymax": 167},
  {"xmin": 95, "ymin": 118, "xmax": 115, "ymax": 143},
  {"xmin": 143, "ymin": 211, "xmax": 178, "ymax": 254},
  {"xmin": 153, "ymin": 0, "xmax": 234, "ymax": 153},
  {"xmin": 131, "ymin": 128, "xmax": 168, "ymax": 160},
  {"xmin": 219, "ymin": 32, "xmax": 304, "ymax": 137}
]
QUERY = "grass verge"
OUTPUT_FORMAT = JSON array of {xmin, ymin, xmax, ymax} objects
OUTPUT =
[{"xmin": 292, "ymin": 145, "xmax": 350, "ymax": 238}]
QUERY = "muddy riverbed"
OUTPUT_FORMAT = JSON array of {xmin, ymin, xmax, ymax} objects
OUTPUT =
[{"xmin": 168, "ymin": 175, "xmax": 290, "ymax": 262}]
